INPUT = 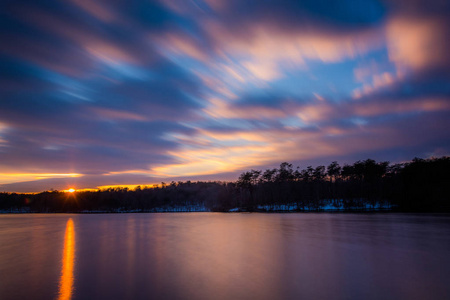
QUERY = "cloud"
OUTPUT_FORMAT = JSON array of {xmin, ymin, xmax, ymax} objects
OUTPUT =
[
  {"xmin": 203, "ymin": 97, "xmax": 292, "ymax": 120},
  {"xmin": 198, "ymin": 0, "xmax": 386, "ymax": 30},
  {"xmin": 352, "ymin": 97, "xmax": 450, "ymax": 117},
  {"xmin": 157, "ymin": 105, "xmax": 450, "ymax": 177},
  {"xmin": 68, "ymin": 0, "xmax": 117, "ymax": 22},
  {"xmin": 352, "ymin": 71, "xmax": 397, "ymax": 99},
  {"xmin": 0, "ymin": 173, "xmax": 159, "ymax": 193},
  {"xmin": 1, "ymin": 0, "xmax": 450, "ymax": 192},
  {"xmin": 155, "ymin": 0, "xmax": 387, "ymax": 94},
  {"xmin": 386, "ymin": 16, "xmax": 450, "ymax": 72},
  {"xmin": 0, "ymin": 34, "xmax": 203, "ymax": 181},
  {"xmin": 0, "ymin": 0, "xmax": 173, "ymax": 78}
]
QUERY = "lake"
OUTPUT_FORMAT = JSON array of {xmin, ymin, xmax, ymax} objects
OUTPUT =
[{"xmin": 1, "ymin": 213, "xmax": 450, "ymax": 300}]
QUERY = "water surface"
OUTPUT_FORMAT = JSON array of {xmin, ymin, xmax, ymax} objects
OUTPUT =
[{"xmin": 1, "ymin": 213, "xmax": 450, "ymax": 300}]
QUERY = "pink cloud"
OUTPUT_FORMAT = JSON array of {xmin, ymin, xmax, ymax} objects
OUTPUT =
[
  {"xmin": 85, "ymin": 41, "xmax": 138, "ymax": 64},
  {"xmin": 155, "ymin": 33, "xmax": 209, "ymax": 62},
  {"xmin": 194, "ymin": 72, "xmax": 238, "ymax": 99},
  {"xmin": 203, "ymin": 98, "xmax": 289, "ymax": 120},
  {"xmin": 242, "ymin": 60, "xmax": 281, "ymax": 81},
  {"xmin": 156, "ymin": 16, "xmax": 384, "ymax": 87},
  {"xmin": 0, "ymin": 123, "xmax": 8, "ymax": 147},
  {"xmin": 205, "ymin": 20, "xmax": 383, "ymax": 68},
  {"xmin": 386, "ymin": 15, "xmax": 450, "ymax": 72},
  {"xmin": 313, "ymin": 93, "xmax": 325, "ymax": 102},
  {"xmin": 90, "ymin": 108, "xmax": 148, "ymax": 122},
  {"xmin": 297, "ymin": 103, "xmax": 336, "ymax": 123},
  {"xmin": 372, "ymin": 72, "xmax": 395, "ymax": 88},
  {"xmin": 352, "ymin": 72, "xmax": 396, "ymax": 99},
  {"xmin": 354, "ymin": 60, "xmax": 381, "ymax": 82},
  {"xmin": 353, "ymin": 97, "xmax": 450, "ymax": 117}
]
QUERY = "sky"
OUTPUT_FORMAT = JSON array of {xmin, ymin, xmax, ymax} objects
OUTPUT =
[{"xmin": 1, "ymin": 0, "xmax": 449, "ymax": 192}]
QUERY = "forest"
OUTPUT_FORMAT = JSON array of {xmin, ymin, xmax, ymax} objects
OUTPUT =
[{"xmin": 1, "ymin": 156, "xmax": 449, "ymax": 213}]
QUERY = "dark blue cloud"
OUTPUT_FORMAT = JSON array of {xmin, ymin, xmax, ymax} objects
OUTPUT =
[{"xmin": 205, "ymin": 0, "xmax": 386, "ymax": 33}]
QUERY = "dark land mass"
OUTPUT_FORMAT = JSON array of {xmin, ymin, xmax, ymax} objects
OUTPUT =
[{"xmin": 1, "ymin": 157, "xmax": 449, "ymax": 213}]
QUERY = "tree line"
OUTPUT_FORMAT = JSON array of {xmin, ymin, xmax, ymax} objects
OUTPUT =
[{"xmin": 1, "ymin": 156, "xmax": 449, "ymax": 213}]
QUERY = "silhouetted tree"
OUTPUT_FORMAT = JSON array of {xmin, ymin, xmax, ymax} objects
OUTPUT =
[{"xmin": 1, "ymin": 156, "xmax": 449, "ymax": 213}]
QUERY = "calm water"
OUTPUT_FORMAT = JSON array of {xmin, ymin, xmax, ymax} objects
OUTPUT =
[{"xmin": 1, "ymin": 213, "xmax": 450, "ymax": 300}]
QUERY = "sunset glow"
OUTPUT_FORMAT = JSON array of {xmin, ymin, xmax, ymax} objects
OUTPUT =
[
  {"xmin": 58, "ymin": 218, "xmax": 75, "ymax": 300},
  {"xmin": 0, "ymin": 0, "xmax": 449, "ymax": 192}
]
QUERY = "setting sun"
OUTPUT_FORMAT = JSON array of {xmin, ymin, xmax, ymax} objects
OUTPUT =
[{"xmin": 68, "ymin": 188, "xmax": 75, "ymax": 193}]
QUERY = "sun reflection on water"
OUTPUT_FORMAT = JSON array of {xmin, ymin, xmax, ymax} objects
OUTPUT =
[{"xmin": 58, "ymin": 218, "xmax": 75, "ymax": 300}]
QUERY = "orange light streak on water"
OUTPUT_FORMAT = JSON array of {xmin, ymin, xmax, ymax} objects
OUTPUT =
[{"xmin": 58, "ymin": 218, "xmax": 75, "ymax": 300}]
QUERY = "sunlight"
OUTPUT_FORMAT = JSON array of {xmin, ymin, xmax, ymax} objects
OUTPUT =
[
  {"xmin": 0, "ymin": 173, "xmax": 82, "ymax": 185},
  {"xmin": 58, "ymin": 218, "xmax": 75, "ymax": 300},
  {"xmin": 96, "ymin": 184, "xmax": 158, "ymax": 190},
  {"xmin": 68, "ymin": 188, "xmax": 75, "ymax": 193}
]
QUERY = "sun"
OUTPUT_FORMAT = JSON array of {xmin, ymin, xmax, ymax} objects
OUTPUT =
[{"xmin": 68, "ymin": 188, "xmax": 75, "ymax": 193}]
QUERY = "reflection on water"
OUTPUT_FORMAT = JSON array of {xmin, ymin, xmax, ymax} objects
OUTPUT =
[
  {"xmin": 0, "ymin": 213, "xmax": 450, "ymax": 300},
  {"xmin": 58, "ymin": 218, "xmax": 75, "ymax": 300}
]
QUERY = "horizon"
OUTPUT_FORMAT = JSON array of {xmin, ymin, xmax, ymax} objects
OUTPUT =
[
  {"xmin": 2, "ymin": 155, "xmax": 447, "ymax": 194},
  {"xmin": 1, "ymin": 0, "xmax": 450, "ymax": 193}
]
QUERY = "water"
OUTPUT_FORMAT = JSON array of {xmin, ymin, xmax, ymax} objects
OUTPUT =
[{"xmin": 1, "ymin": 213, "xmax": 450, "ymax": 300}]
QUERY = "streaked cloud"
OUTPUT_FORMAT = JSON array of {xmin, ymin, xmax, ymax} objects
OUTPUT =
[
  {"xmin": 386, "ymin": 14, "xmax": 450, "ymax": 73},
  {"xmin": 0, "ymin": 0, "xmax": 449, "ymax": 192}
]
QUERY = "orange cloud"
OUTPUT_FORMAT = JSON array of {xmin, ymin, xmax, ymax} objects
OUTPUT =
[
  {"xmin": 102, "ymin": 170, "xmax": 151, "ymax": 176},
  {"xmin": 0, "ymin": 173, "xmax": 82, "ymax": 185},
  {"xmin": 96, "ymin": 184, "xmax": 158, "ymax": 190},
  {"xmin": 151, "ymin": 126, "xmax": 321, "ymax": 177},
  {"xmin": 151, "ymin": 121, "xmax": 366, "ymax": 178},
  {"xmin": 152, "ymin": 143, "xmax": 278, "ymax": 176},
  {"xmin": 151, "ymin": 123, "xmax": 405, "ymax": 177}
]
